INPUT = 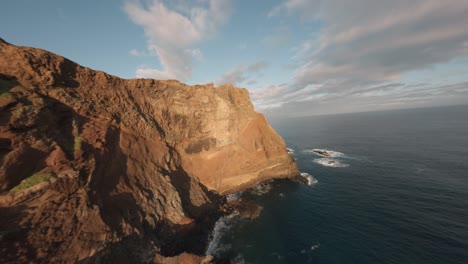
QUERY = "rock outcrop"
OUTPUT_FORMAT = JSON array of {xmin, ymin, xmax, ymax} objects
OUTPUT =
[{"xmin": 0, "ymin": 38, "xmax": 299, "ymax": 263}]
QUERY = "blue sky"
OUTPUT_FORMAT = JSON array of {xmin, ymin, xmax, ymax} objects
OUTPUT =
[{"xmin": 2, "ymin": 0, "xmax": 468, "ymax": 116}]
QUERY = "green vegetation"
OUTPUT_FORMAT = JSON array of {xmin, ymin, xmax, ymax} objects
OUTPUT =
[
  {"xmin": 74, "ymin": 136, "xmax": 83, "ymax": 155},
  {"xmin": 11, "ymin": 172, "xmax": 52, "ymax": 192},
  {"xmin": 63, "ymin": 135, "xmax": 84, "ymax": 157},
  {"xmin": 0, "ymin": 79, "xmax": 15, "ymax": 99}
]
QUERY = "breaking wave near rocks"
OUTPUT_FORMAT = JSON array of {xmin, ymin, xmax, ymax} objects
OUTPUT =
[
  {"xmin": 303, "ymin": 148, "xmax": 345, "ymax": 158},
  {"xmin": 300, "ymin": 172, "xmax": 318, "ymax": 186},
  {"xmin": 303, "ymin": 148, "xmax": 350, "ymax": 168},
  {"xmin": 205, "ymin": 214, "xmax": 238, "ymax": 257},
  {"xmin": 313, "ymin": 158, "xmax": 349, "ymax": 168}
]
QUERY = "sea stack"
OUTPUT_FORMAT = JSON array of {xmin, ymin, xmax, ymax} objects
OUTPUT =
[{"xmin": 0, "ymin": 39, "xmax": 299, "ymax": 263}]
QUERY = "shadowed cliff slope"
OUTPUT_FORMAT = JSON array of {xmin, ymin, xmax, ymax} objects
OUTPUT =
[{"xmin": 0, "ymin": 39, "xmax": 299, "ymax": 263}]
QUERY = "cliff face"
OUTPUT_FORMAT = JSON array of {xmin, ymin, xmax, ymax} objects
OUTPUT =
[{"xmin": 0, "ymin": 39, "xmax": 299, "ymax": 263}]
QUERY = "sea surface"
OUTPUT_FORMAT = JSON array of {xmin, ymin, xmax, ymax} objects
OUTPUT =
[{"xmin": 206, "ymin": 105, "xmax": 468, "ymax": 264}]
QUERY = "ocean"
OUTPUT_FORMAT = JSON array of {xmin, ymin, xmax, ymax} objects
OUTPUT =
[{"xmin": 206, "ymin": 105, "xmax": 468, "ymax": 264}]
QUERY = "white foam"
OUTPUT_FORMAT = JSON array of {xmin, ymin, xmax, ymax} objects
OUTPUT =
[
  {"xmin": 311, "ymin": 243, "xmax": 320, "ymax": 250},
  {"xmin": 233, "ymin": 254, "xmax": 246, "ymax": 264},
  {"xmin": 226, "ymin": 192, "xmax": 242, "ymax": 202},
  {"xmin": 301, "ymin": 243, "xmax": 320, "ymax": 254},
  {"xmin": 205, "ymin": 215, "xmax": 234, "ymax": 256},
  {"xmin": 304, "ymin": 148, "xmax": 344, "ymax": 158},
  {"xmin": 313, "ymin": 158, "xmax": 349, "ymax": 168},
  {"xmin": 250, "ymin": 182, "xmax": 272, "ymax": 196},
  {"xmin": 286, "ymin": 147, "xmax": 295, "ymax": 154},
  {"xmin": 300, "ymin": 172, "xmax": 318, "ymax": 186}
]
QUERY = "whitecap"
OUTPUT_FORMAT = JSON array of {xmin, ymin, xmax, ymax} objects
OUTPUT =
[
  {"xmin": 286, "ymin": 147, "xmax": 295, "ymax": 155},
  {"xmin": 311, "ymin": 243, "xmax": 320, "ymax": 250},
  {"xmin": 206, "ymin": 216, "xmax": 234, "ymax": 256},
  {"xmin": 300, "ymin": 172, "xmax": 318, "ymax": 186},
  {"xmin": 313, "ymin": 158, "xmax": 349, "ymax": 168},
  {"xmin": 301, "ymin": 243, "xmax": 320, "ymax": 255},
  {"xmin": 304, "ymin": 148, "xmax": 344, "ymax": 158}
]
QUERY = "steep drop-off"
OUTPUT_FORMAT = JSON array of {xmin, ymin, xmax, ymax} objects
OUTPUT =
[{"xmin": 0, "ymin": 39, "xmax": 299, "ymax": 263}]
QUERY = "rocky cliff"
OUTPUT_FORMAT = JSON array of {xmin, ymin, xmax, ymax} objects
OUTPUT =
[{"xmin": 0, "ymin": 39, "xmax": 299, "ymax": 263}]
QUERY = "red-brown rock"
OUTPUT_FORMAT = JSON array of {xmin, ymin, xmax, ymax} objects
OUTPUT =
[{"xmin": 0, "ymin": 38, "xmax": 299, "ymax": 263}]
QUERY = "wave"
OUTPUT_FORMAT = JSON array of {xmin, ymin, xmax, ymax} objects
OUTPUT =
[
  {"xmin": 313, "ymin": 158, "xmax": 349, "ymax": 168},
  {"xmin": 226, "ymin": 192, "xmax": 242, "ymax": 202},
  {"xmin": 233, "ymin": 254, "xmax": 246, "ymax": 264},
  {"xmin": 249, "ymin": 182, "xmax": 272, "ymax": 196},
  {"xmin": 311, "ymin": 243, "xmax": 320, "ymax": 250},
  {"xmin": 301, "ymin": 243, "xmax": 320, "ymax": 254},
  {"xmin": 300, "ymin": 172, "xmax": 318, "ymax": 186},
  {"xmin": 205, "ymin": 214, "xmax": 236, "ymax": 256},
  {"xmin": 286, "ymin": 147, "xmax": 295, "ymax": 155},
  {"xmin": 304, "ymin": 148, "xmax": 344, "ymax": 158}
]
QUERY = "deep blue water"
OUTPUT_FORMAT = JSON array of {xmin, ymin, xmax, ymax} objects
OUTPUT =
[{"xmin": 207, "ymin": 105, "xmax": 468, "ymax": 264}]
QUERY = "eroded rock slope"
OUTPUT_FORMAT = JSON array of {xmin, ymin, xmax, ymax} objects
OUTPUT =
[{"xmin": 0, "ymin": 39, "xmax": 299, "ymax": 263}]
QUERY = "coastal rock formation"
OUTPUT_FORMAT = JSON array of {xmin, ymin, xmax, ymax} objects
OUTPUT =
[{"xmin": 0, "ymin": 39, "xmax": 299, "ymax": 263}]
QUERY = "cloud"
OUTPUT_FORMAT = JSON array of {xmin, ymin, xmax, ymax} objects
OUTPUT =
[
  {"xmin": 246, "ymin": 80, "xmax": 257, "ymax": 85},
  {"xmin": 186, "ymin": 48, "xmax": 204, "ymax": 61},
  {"xmin": 268, "ymin": 0, "xmax": 320, "ymax": 19},
  {"xmin": 129, "ymin": 49, "xmax": 141, "ymax": 56},
  {"xmin": 290, "ymin": 0, "xmax": 468, "ymax": 85},
  {"xmin": 262, "ymin": 80, "xmax": 468, "ymax": 117},
  {"xmin": 124, "ymin": 0, "xmax": 232, "ymax": 81},
  {"xmin": 129, "ymin": 48, "xmax": 157, "ymax": 57},
  {"xmin": 260, "ymin": 0, "xmax": 468, "ymax": 114},
  {"xmin": 217, "ymin": 61, "xmax": 269, "ymax": 86}
]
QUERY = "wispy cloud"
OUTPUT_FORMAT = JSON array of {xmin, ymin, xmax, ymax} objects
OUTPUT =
[
  {"xmin": 261, "ymin": 0, "xmax": 468, "ymax": 114},
  {"xmin": 129, "ymin": 48, "xmax": 156, "ymax": 57},
  {"xmin": 217, "ymin": 61, "xmax": 269, "ymax": 86},
  {"xmin": 124, "ymin": 0, "xmax": 232, "ymax": 81}
]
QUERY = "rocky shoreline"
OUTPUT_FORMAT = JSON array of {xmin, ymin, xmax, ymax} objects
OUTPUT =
[{"xmin": 0, "ymin": 39, "xmax": 300, "ymax": 263}]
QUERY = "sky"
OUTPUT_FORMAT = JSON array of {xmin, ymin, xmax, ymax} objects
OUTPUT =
[{"xmin": 2, "ymin": 0, "xmax": 468, "ymax": 116}]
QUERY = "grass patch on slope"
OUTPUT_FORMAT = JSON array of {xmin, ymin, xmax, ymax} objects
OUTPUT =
[
  {"xmin": 11, "ymin": 172, "xmax": 52, "ymax": 192},
  {"xmin": 74, "ymin": 136, "xmax": 83, "ymax": 156},
  {"xmin": 0, "ymin": 79, "xmax": 15, "ymax": 99}
]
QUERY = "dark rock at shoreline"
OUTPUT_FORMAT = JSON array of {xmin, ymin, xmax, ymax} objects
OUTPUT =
[
  {"xmin": 222, "ymin": 199, "xmax": 263, "ymax": 219},
  {"xmin": 313, "ymin": 149, "xmax": 332, "ymax": 157},
  {"xmin": 0, "ymin": 38, "xmax": 299, "ymax": 263}
]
